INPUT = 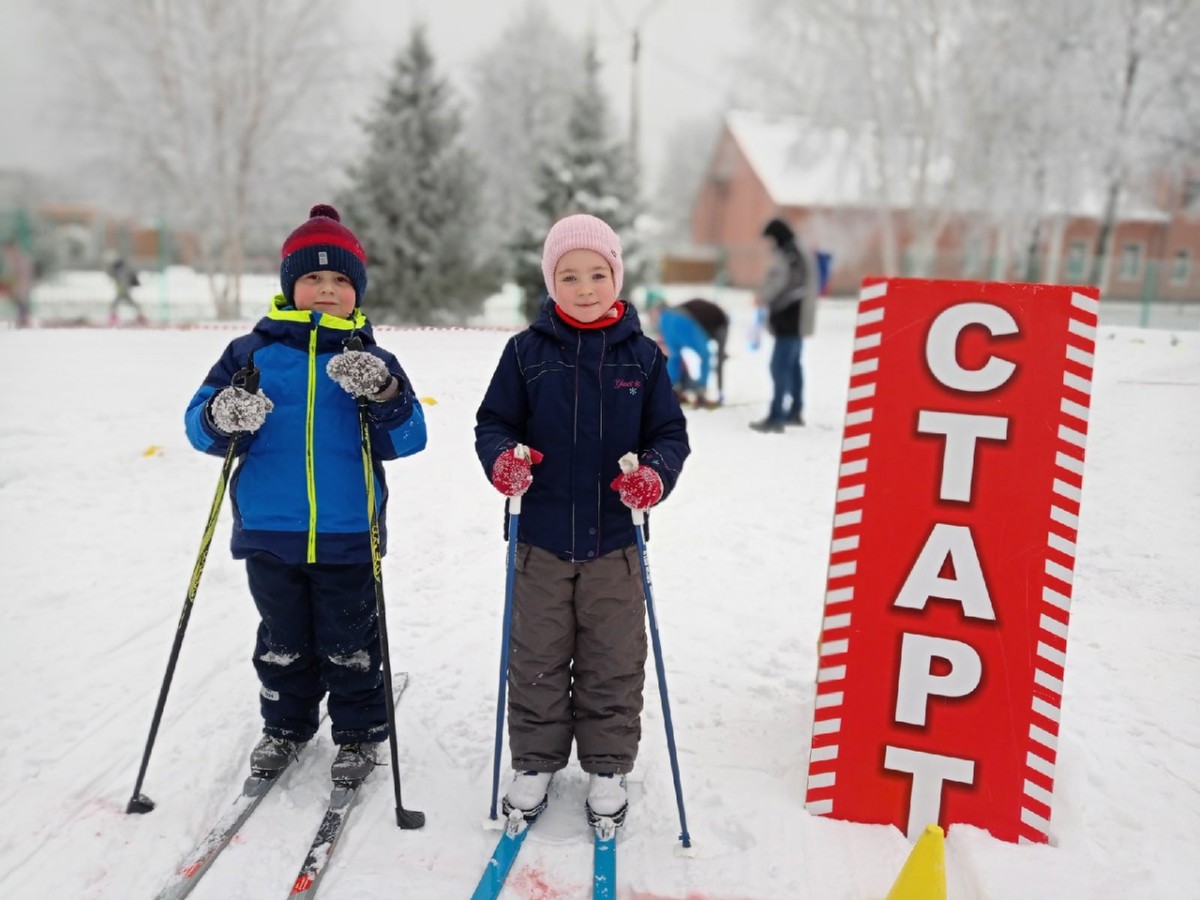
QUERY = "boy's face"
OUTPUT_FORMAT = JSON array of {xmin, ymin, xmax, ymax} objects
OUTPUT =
[
  {"xmin": 293, "ymin": 270, "xmax": 356, "ymax": 317},
  {"xmin": 553, "ymin": 248, "xmax": 617, "ymax": 323}
]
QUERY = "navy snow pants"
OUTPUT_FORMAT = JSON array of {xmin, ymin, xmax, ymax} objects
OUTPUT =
[{"xmin": 245, "ymin": 553, "xmax": 387, "ymax": 745}]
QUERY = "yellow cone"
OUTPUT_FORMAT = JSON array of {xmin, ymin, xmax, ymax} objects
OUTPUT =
[
  {"xmin": 420, "ymin": 396, "xmax": 438, "ymax": 406},
  {"xmin": 886, "ymin": 824, "xmax": 946, "ymax": 900},
  {"xmin": 142, "ymin": 445, "xmax": 164, "ymax": 457}
]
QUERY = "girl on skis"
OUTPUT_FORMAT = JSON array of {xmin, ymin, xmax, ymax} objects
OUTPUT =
[{"xmin": 475, "ymin": 213, "xmax": 690, "ymax": 827}]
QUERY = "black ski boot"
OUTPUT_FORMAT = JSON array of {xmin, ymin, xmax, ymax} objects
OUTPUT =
[
  {"xmin": 250, "ymin": 734, "xmax": 304, "ymax": 776},
  {"xmin": 330, "ymin": 742, "xmax": 380, "ymax": 784}
]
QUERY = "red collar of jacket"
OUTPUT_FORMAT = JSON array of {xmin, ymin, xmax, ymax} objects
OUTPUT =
[{"xmin": 554, "ymin": 300, "xmax": 626, "ymax": 330}]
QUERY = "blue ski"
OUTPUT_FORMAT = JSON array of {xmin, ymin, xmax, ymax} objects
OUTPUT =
[
  {"xmin": 471, "ymin": 812, "xmax": 533, "ymax": 900},
  {"xmin": 592, "ymin": 819, "xmax": 617, "ymax": 900}
]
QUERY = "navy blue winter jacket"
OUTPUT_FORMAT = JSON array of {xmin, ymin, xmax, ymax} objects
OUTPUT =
[
  {"xmin": 185, "ymin": 296, "xmax": 427, "ymax": 564},
  {"xmin": 475, "ymin": 301, "xmax": 689, "ymax": 562}
]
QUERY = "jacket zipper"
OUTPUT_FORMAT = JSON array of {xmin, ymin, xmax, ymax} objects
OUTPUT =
[{"xmin": 305, "ymin": 328, "xmax": 318, "ymax": 562}]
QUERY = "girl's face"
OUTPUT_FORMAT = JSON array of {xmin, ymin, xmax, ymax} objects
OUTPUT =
[
  {"xmin": 553, "ymin": 248, "xmax": 618, "ymax": 323},
  {"xmin": 292, "ymin": 270, "xmax": 356, "ymax": 317}
]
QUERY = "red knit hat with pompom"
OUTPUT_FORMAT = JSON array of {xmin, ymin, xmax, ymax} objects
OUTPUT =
[{"xmin": 280, "ymin": 204, "xmax": 368, "ymax": 303}]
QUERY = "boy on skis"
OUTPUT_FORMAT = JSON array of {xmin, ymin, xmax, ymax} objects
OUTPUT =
[
  {"xmin": 184, "ymin": 205, "xmax": 427, "ymax": 784},
  {"xmin": 475, "ymin": 213, "xmax": 690, "ymax": 827}
]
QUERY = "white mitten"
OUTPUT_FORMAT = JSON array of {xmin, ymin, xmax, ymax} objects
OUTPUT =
[
  {"xmin": 327, "ymin": 350, "xmax": 392, "ymax": 399},
  {"xmin": 209, "ymin": 387, "xmax": 274, "ymax": 434}
]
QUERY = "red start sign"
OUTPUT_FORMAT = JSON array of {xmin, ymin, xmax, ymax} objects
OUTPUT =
[{"xmin": 804, "ymin": 277, "xmax": 1100, "ymax": 845}]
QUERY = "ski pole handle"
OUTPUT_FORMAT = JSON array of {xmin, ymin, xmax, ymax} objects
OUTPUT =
[
  {"xmin": 618, "ymin": 451, "xmax": 639, "ymax": 475},
  {"xmin": 230, "ymin": 360, "xmax": 261, "ymax": 394},
  {"xmin": 505, "ymin": 443, "xmax": 534, "ymax": 517},
  {"xmin": 618, "ymin": 452, "xmax": 647, "ymax": 526},
  {"xmin": 339, "ymin": 334, "xmax": 373, "ymax": 411}
]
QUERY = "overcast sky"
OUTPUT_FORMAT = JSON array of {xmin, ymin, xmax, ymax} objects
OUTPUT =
[{"xmin": 0, "ymin": 0, "xmax": 748, "ymax": 193}]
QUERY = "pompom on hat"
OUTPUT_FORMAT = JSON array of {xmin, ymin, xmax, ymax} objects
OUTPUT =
[
  {"xmin": 542, "ymin": 214, "xmax": 624, "ymax": 298},
  {"xmin": 280, "ymin": 204, "xmax": 368, "ymax": 304}
]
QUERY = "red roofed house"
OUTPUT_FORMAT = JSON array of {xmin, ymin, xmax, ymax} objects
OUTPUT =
[{"xmin": 690, "ymin": 111, "xmax": 1200, "ymax": 303}]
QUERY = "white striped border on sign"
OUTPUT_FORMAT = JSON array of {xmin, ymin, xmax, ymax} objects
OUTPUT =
[
  {"xmin": 1019, "ymin": 288, "xmax": 1098, "ymax": 843},
  {"xmin": 804, "ymin": 280, "xmax": 888, "ymax": 817}
]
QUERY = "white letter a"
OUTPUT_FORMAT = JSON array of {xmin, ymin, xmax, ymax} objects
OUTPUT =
[{"xmin": 895, "ymin": 523, "xmax": 995, "ymax": 620}]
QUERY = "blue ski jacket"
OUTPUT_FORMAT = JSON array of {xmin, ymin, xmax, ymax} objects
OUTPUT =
[
  {"xmin": 475, "ymin": 301, "xmax": 690, "ymax": 562},
  {"xmin": 185, "ymin": 296, "xmax": 427, "ymax": 564},
  {"xmin": 659, "ymin": 306, "xmax": 714, "ymax": 389}
]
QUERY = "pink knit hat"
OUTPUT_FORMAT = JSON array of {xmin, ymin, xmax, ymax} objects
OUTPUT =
[{"xmin": 541, "ymin": 214, "xmax": 624, "ymax": 297}]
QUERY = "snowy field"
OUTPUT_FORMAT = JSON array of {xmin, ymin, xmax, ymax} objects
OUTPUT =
[{"xmin": 0, "ymin": 297, "xmax": 1197, "ymax": 899}]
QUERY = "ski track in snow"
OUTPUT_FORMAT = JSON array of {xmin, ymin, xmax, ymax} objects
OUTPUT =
[{"xmin": 0, "ymin": 299, "xmax": 1198, "ymax": 898}]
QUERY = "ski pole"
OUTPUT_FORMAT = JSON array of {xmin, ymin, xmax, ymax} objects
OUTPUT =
[
  {"xmin": 126, "ymin": 362, "xmax": 259, "ymax": 815},
  {"xmin": 488, "ymin": 492, "xmax": 522, "ymax": 822},
  {"xmin": 347, "ymin": 334, "xmax": 425, "ymax": 830},
  {"xmin": 620, "ymin": 458, "xmax": 692, "ymax": 849}
]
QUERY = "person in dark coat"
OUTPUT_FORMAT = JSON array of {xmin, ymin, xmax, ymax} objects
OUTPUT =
[
  {"xmin": 184, "ymin": 205, "xmax": 427, "ymax": 785},
  {"xmin": 475, "ymin": 213, "xmax": 690, "ymax": 829},
  {"xmin": 108, "ymin": 256, "xmax": 147, "ymax": 326},
  {"xmin": 750, "ymin": 216, "xmax": 811, "ymax": 432}
]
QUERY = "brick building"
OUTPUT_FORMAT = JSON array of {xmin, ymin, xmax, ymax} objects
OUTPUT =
[
  {"xmin": 36, "ymin": 204, "xmax": 201, "ymax": 271},
  {"xmin": 689, "ymin": 111, "xmax": 1200, "ymax": 302}
]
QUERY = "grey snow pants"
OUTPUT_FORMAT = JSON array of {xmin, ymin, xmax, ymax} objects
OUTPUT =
[{"xmin": 508, "ymin": 543, "xmax": 648, "ymax": 775}]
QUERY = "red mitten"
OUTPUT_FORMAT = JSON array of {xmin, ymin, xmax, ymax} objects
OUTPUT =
[
  {"xmin": 491, "ymin": 444, "xmax": 545, "ymax": 497},
  {"xmin": 610, "ymin": 464, "xmax": 663, "ymax": 510}
]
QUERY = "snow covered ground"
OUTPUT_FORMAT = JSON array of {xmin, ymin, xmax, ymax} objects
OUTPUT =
[{"xmin": 0, "ymin": 296, "xmax": 1197, "ymax": 899}]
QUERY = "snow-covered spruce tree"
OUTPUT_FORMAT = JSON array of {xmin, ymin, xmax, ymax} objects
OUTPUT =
[
  {"xmin": 466, "ymin": 3, "xmax": 586, "ymax": 273},
  {"xmin": 339, "ymin": 25, "xmax": 498, "ymax": 325},
  {"xmin": 512, "ymin": 38, "xmax": 644, "ymax": 322}
]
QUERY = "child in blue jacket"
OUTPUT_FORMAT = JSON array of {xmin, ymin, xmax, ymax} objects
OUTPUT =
[
  {"xmin": 644, "ymin": 290, "xmax": 723, "ymax": 407},
  {"xmin": 475, "ymin": 214, "xmax": 690, "ymax": 828},
  {"xmin": 184, "ymin": 205, "xmax": 427, "ymax": 784}
]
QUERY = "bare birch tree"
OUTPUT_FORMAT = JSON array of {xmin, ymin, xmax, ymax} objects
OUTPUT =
[
  {"xmin": 744, "ymin": 0, "xmax": 972, "ymax": 276},
  {"xmin": 741, "ymin": 0, "xmax": 1200, "ymax": 286},
  {"xmin": 47, "ymin": 0, "xmax": 351, "ymax": 318},
  {"xmin": 1074, "ymin": 0, "xmax": 1200, "ymax": 289},
  {"xmin": 952, "ymin": 0, "xmax": 1097, "ymax": 282}
]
